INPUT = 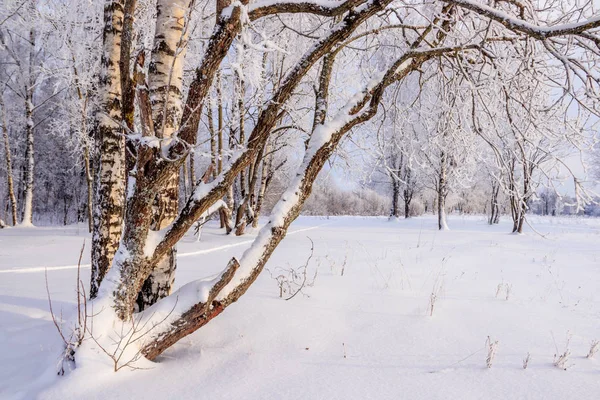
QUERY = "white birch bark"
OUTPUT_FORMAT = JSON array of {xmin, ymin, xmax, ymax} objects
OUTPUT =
[
  {"xmin": 0, "ymin": 96, "xmax": 18, "ymax": 226},
  {"xmin": 136, "ymin": 0, "xmax": 193, "ymax": 310},
  {"xmin": 438, "ymin": 149, "xmax": 449, "ymax": 231},
  {"xmin": 90, "ymin": 0, "xmax": 128, "ymax": 298},
  {"xmin": 21, "ymin": 24, "xmax": 36, "ymax": 227}
]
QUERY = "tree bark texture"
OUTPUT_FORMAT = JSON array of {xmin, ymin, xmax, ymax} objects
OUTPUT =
[
  {"xmin": 90, "ymin": 0, "xmax": 128, "ymax": 298},
  {"xmin": 1, "ymin": 97, "xmax": 18, "ymax": 226}
]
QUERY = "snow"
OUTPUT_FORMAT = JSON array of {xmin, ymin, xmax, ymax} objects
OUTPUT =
[
  {"xmin": 143, "ymin": 229, "xmax": 166, "ymax": 258},
  {"xmin": 1, "ymin": 215, "xmax": 600, "ymax": 399}
]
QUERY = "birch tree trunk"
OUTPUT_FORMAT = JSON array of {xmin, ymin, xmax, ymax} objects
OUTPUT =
[
  {"xmin": 489, "ymin": 180, "xmax": 500, "ymax": 225},
  {"xmin": 438, "ymin": 150, "xmax": 448, "ymax": 230},
  {"xmin": 90, "ymin": 0, "xmax": 128, "ymax": 298},
  {"xmin": 136, "ymin": 0, "xmax": 192, "ymax": 311},
  {"xmin": 22, "ymin": 89, "xmax": 35, "ymax": 226},
  {"xmin": 252, "ymin": 143, "xmax": 272, "ymax": 228},
  {"xmin": 82, "ymin": 0, "xmax": 466, "ymax": 362},
  {"xmin": 21, "ymin": 25, "xmax": 36, "ymax": 227},
  {"xmin": 234, "ymin": 71, "xmax": 248, "ymax": 235},
  {"xmin": 0, "ymin": 97, "xmax": 18, "ymax": 226}
]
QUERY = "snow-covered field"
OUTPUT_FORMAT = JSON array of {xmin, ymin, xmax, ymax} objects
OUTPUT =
[{"xmin": 1, "ymin": 215, "xmax": 599, "ymax": 399}]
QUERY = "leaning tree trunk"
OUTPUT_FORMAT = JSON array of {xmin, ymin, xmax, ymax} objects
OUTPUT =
[
  {"xmin": 90, "ymin": 0, "xmax": 128, "ymax": 298},
  {"xmin": 438, "ymin": 150, "xmax": 448, "ymax": 230},
  {"xmin": 137, "ymin": 46, "xmax": 429, "ymax": 360},
  {"xmin": 0, "ymin": 97, "xmax": 18, "ymax": 226},
  {"xmin": 86, "ymin": 0, "xmax": 434, "ymax": 362},
  {"xmin": 136, "ymin": 0, "xmax": 192, "ymax": 311}
]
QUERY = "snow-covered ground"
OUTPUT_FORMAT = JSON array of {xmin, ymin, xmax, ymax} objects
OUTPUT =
[{"xmin": 1, "ymin": 215, "xmax": 599, "ymax": 399}]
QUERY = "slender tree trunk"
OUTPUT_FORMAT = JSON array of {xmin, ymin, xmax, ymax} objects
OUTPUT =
[
  {"xmin": 390, "ymin": 175, "xmax": 400, "ymax": 218},
  {"xmin": 516, "ymin": 202, "xmax": 526, "ymax": 233},
  {"xmin": 225, "ymin": 83, "xmax": 237, "ymax": 233},
  {"xmin": 493, "ymin": 203, "xmax": 500, "ymax": 224},
  {"xmin": 207, "ymin": 93, "xmax": 217, "ymax": 179},
  {"xmin": 0, "ymin": 98, "xmax": 17, "ymax": 226},
  {"xmin": 510, "ymin": 193, "xmax": 519, "ymax": 232},
  {"xmin": 236, "ymin": 144, "xmax": 263, "ymax": 235},
  {"xmin": 403, "ymin": 167, "xmax": 412, "ymax": 219},
  {"xmin": 253, "ymin": 142, "xmax": 272, "ymax": 228},
  {"xmin": 404, "ymin": 189, "xmax": 410, "ymax": 218},
  {"xmin": 189, "ymin": 154, "xmax": 196, "ymax": 189},
  {"xmin": 71, "ymin": 61, "xmax": 95, "ymax": 233},
  {"xmin": 216, "ymin": 72, "xmax": 224, "ymax": 176},
  {"xmin": 21, "ymin": 89, "xmax": 35, "ymax": 226},
  {"xmin": 17, "ymin": 163, "xmax": 24, "ymax": 219},
  {"xmin": 507, "ymin": 160, "xmax": 520, "ymax": 233},
  {"xmin": 438, "ymin": 150, "xmax": 448, "ymax": 231},
  {"xmin": 21, "ymin": 24, "xmax": 37, "ymax": 227},
  {"xmin": 83, "ymin": 130, "xmax": 94, "ymax": 232},
  {"xmin": 515, "ymin": 163, "xmax": 532, "ymax": 234},
  {"xmin": 216, "ymin": 71, "xmax": 227, "ymax": 229},
  {"xmin": 182, "ymin": 161, "xmax": 189, "ymax": 198},
  {"xmin": 234, "ymin": 71, "xmax": 249, "ymax": 235},
  {"xmin": 247, "ymin": 53, "xmax": 271, "ymax": 229},
  {"xmin": 489, "ymin": 180, "xmax": 500, "ymax": 225}
]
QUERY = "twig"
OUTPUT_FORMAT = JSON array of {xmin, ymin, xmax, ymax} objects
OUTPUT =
[{"xmin": 285, "ymin": 237, "xmax": 315, "ymax": 301}]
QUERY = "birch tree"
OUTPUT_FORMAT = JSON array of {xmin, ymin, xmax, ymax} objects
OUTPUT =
[
  {"xmin": 0, "ymin": 92, "xmax": 17, "ymax": 226},
  {"xmin": 30, "ymin": 0, "xmax": 600, "ymax": 371}
]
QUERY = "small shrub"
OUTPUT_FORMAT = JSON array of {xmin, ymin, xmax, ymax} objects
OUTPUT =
[
  {"xmin": 486, "ymin": 336, "xmax": 499, "ymax": 368},
  {"xmin": 553, "ymin": 333, "xmax": 573, "ymax": 370},
  {"xmin": 586, "ymin": 340, "xmax": 599, "ymax": 359}
]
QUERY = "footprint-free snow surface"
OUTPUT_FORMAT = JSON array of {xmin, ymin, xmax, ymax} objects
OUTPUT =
[{"xmin": 1, "ymin": 215, "xmax": 599, "ymax": 399}]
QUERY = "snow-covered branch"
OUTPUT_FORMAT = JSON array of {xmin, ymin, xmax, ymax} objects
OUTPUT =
[{"xmin": 445, "ymin": 0, "xmax": 600, "ymax": 40}]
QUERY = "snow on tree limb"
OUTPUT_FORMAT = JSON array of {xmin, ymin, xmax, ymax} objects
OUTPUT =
[
  {"xmin": 444, "ymin": 0, "xmax": 600, "ymax": 40},
  {"xmin": 246, "ymin": 0, "xmax": 367, "ymax": 20}
]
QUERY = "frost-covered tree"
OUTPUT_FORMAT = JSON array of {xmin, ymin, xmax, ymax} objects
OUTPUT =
[{"xmin": 1, "ymin": 0, "xmax": 599, "ymax": 372}]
